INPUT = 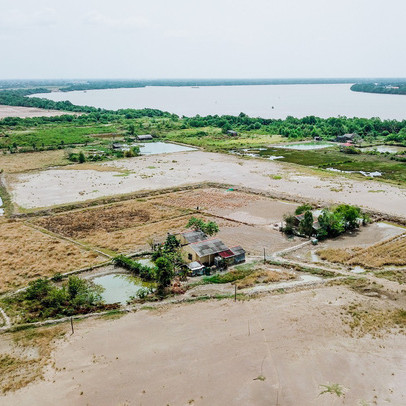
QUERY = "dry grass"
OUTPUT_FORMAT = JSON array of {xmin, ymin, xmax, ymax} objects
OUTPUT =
[
  {"xmin": 83, "ymin": 214, "xmax": 233, "ymax": 253},
  {"xmin": 0, "ymin": 150, "xmax": 68, "ymax": 173},
  {"xmin": 235, "ymin": 268, "xmax": 295, "ymax": 289},
  {"xmin": 59, "ymin": 163, "xmax": 128, "ymax": 172},
  {"xmin": 34, "ymin": 199, "xmax": 187, "ymax": 239},
  {"xmin": 318, "ymin": 233, "xmax": 406, "ymax": 268},
  {"xmin": 342, "ymin": 302, "xmax": 406, "ymax": 338},
  {"xmin": 156, "ymin": 188, "xmax": 261, "ymax": 212},
  {"xmin": 0, "ymin": 325, "xmax": 65, "ymax": 393},
  {"xmin": 0, "ymin": 221, "xmax": 103, "ymax": 292}
]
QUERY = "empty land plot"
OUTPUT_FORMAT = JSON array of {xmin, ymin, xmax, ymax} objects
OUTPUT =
[
  {"xmin": 318, "ymin": 232, "xmax": 406, "ymax": 268},
  {"xmin": 0, "ymin": 105, "xmax": 72, "ymax": 119},
  {"xmin": 158, "ymin": 188, "xmax": 299, "ymax": 225},
  {"xmin": 0, "ymin": 221, "xmax": 104, "ymax": 292},
  {"xmin": 217, "ymin": 224, "xmax": 300, "ymax": 256},
  {"xmin": 0, "ymin": 150, "xmax": 68, "ymax": 174},
  {"xmin": 34, "ymin": 199, "xmax": 188, "ymax": 240},
  {"xmin": 82, "ymin": 215, "xmax": 235, "ymax": 253}
]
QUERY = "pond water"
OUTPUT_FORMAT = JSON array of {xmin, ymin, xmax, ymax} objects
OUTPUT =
[
  {"xmin": 135, "ymin": 142, "xmax": 196, "ymax": 155},
  {"xmin": 273, "ymin": 142, "xmax": 333, "ymax": 150},
  {"xmin": 93, "ymin": 273, "xmax": 153, "ymax": 305},
  {"xmin": 32, "ymin": 84, "xmax": 406, "ymax": 119},
  {"xmin": 361, "ymin": 145, "xmax": 406, "ymax": 154},
  {"xmin": 325, "ymin": 168, "xmax": 382, "ymax": 177}
]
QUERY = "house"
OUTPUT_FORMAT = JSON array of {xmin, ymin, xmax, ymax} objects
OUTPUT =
[
  {"xmin": 179, "ymin": 230, "xmax": 208, "ymax": 245},
  {"xmin": 335, "ymin": 133, "xmax": 361, "ymax": 143},
  {"xmin": 294, "ymin": 209, "xmax": 323, "ymax": 234},
  {"xmin": 183, "ymin": 238, "xmax": 230, "ymax": 266},
  {"xmin": 182, "ymin": 237, "xmax": 246, "ymax": 267},
  {"xmin": 137, "ymin": 134, "xmax": 153, "ymax": 141},
  {"xmin": 226, "ymin": 130, "xmax": 238, "ymax": 136},
  {"xmin": 112, "ymin": 142, "xmax": 124, "ymax": 149}
]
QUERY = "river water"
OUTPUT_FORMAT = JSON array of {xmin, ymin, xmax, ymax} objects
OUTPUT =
[{"xmin": 33, "ymin": 84, "xmax": 406, "ymax": 119}]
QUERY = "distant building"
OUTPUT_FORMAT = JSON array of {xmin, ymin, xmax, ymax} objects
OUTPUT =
[
  {"xmin": 226, "ymin": 130, "xmax": 238, "ymax": 136},
  {"xmin": 137, "ymin": 134, "xmax": 153, "ymax": 141},
  {"xmin": 112, "ymin": 142, "xmax": 124, "ymax": 149},
  {"xmin": 187, "ymin": 261, "xmax": 205, "ymax": 276},
  {"xmin": 336, "ymin": 133, "xmax": 361, "ymax": 143}
]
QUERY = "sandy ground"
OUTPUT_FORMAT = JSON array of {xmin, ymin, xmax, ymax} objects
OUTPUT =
[
  {"xmin": 0, "ymin": 105, "xmax": 73, "ymax": 119},
  {"xmin": 8, "ymin": 151, "xmax": 406, "ymax": 219},
  {"xmin": 1, "ymin": 286, "xmax": 405, "ymax": 406}
]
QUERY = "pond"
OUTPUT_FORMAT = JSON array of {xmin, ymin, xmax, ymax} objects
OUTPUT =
[
  {"xmin": 273, "ymin": 142, "xmax": 334, "ymax": 150},
  {"xmin": 361, "ymin": 145, "xmax": 406, "ymax": 154},
  {"xmin": 134, "ymin": 142, "xmax": 196, "ymax": 155},
  {"xmin": 92, "ymin": 273, "xmax": 154, "ymax": 305}
]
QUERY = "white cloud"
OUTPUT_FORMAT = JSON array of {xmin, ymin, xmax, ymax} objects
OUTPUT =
[
  {"xmin": 0, "ymin": 7, "xmax": 58, "ymax": 29},
  {"xmin": 83, "ymin": 11, "xmax": 150, "ymax": 29}
]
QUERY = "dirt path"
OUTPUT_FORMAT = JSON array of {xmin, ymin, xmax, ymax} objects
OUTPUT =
[{"xmin": 9, "ymin": 151, "xmax": 406, "ymax": 219}]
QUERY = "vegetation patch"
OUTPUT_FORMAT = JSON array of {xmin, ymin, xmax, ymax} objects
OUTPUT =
[{"xmin": 1, "ymin": 276, "xmax": 118, "ymax": 323}]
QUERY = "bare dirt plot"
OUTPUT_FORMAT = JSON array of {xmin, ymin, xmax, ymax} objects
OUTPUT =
[
  {"xmin": 34, "ymin": 200, "xmax": 188, "ymax": 240},
  {"xmin": 0, "ymin": 105, "xmax": 73, "ymax": 119},
  {"xmin": 217, "ymin": 224, "xmax": 301, "ymax": 256},
  {"xmin": 2, "ymin": 286, "xmax": 405, "ymax": 406},
  {"xmin": 318, "ymin": 232, "xmax": 406, "ymax": 268},
  {"xmin": 158, "ymin": 188, "xmax": 299, "ymax": 225},
  {"xmin": 0, "ymin": 150, "xmax": 68, "ymax": 174},
  {"xmin": 0, "ymin": 221, "xmax": 104, "ymax": 293}
]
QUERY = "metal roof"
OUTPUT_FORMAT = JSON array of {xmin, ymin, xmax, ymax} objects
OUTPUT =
[
  {"xmin": 189, "ymin": 238, "xmax": 229, "ymax": 257},
  {"xmin": 137, "ymin": 134, "xmax": 153, "ymax": 140},
  {"xmin": 181, "ymin": 230, "xmax": 208, "ymax": 244},
  {"xmin": 219, "ymin": 249, "xmax": 234, "ymax": 258},
  {"xmin": 230, "ymin": 246, "xmax": 245, "ymax": 256},
  {"xmin": 187, "ymin": 261, "xmax": 204, "ymax": 271}
]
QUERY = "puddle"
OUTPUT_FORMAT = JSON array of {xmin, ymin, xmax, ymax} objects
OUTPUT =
[
  {"xmin": 273, "ymin": 142, "xmax": 333, "ymax": 150},
  {"xmin": 0, "ymin": 197, "xmax": 3, "ymax": 216},
  {"xmin": 92, "ymin": 273, "xmax": 154, "ymax": 304},
  {"xmin": 362, "ymin": 145, "xmax": 406, "ymax": 154},
  {"xmin": 326, "ymin": 168, "xmax": 382, "ymax": 177},
  {"xmin": 351, "ymin": 266, "xmax": 366, "ymax": 274},
  {"xmin": 133, "ymin": 142, "xmax": 196, "ymax": 155},
  {"xmin": 310, "ymin": 250, "xmax": 321, "ymax": 263}
]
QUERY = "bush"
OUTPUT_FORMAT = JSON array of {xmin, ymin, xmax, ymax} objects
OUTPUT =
[
  {"xmin": 295, "ymin": 204, "xmax": 313, "ymax": 215},
  {"xmin": 113, "ymin": 255, "xmax": 155, "ymax": 281}
]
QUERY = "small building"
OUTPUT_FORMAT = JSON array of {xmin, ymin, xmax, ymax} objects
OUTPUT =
[
  {"xmin": 335, "ymin": 133, "xmax": 361, "ymax": 143},
  {"xmin": 183, "ymin": 238, "xmax": 230, "ymax": 266},
  {"xmin": 314, "ymin": 136, "xmax": 322, "ymax": 141},
  {"xmin": 137, "ymin": 134, "xmax": 153, "ymax": 141},
  {"xmin": 226, "ymin": 130, "xmax": 238, "ymax": 137},
  {"xmin": 230, "ymin": 246, "xmax": 246, "ymax": 264},
  {"xmin": 178, "ymin": 230, "xmax": 208, "ymax": 246},
  {"xmin": 187, "ymin": 261, "xmax": 205, "ymax": 276},
  {"xmin": 112, "ymin": 142, "xmax": 123, "ymax": 149}
]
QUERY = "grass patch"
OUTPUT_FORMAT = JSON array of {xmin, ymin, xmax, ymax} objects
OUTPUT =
[{"xmin": 373, "ymin": 270, "xmax": 406, "ymax": 284}]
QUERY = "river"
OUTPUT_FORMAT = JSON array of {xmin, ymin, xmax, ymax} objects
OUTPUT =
[{"xmin": 32, "ymin": 84, "xmax": 406, "ymax": 120}]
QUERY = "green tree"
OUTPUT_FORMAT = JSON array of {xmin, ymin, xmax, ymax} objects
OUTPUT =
[
  {"xmin": 78, "ymin": 150, "xmax": 86, "ymax": 163},
  {"xmin": 299, "ymin": 211, "xmax": 314, "ymax": 237},
  {"xmin": 186, "ymin": 217, "xmax": 219, "ymax": 236},
  {"xmin": 155, "ymin": 257, "xmax": 174, "ymax": 295}
]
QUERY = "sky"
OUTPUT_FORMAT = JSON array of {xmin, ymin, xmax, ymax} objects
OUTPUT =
[{"xmin": 0, "ymin": 0, "xmax": 405, "ymax": 79}]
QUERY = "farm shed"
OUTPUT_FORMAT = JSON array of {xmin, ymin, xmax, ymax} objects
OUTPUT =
[
  {"xmin": 230, "ymin": 246, "xmax": 246, "ymax": 264},
  {"xmin": 137, "ymin": 134, "xmax": 153, "ymax": 141},
  {"xmin": 226, "ymin": 130, "xmax": 238, "ymax": 136}
]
